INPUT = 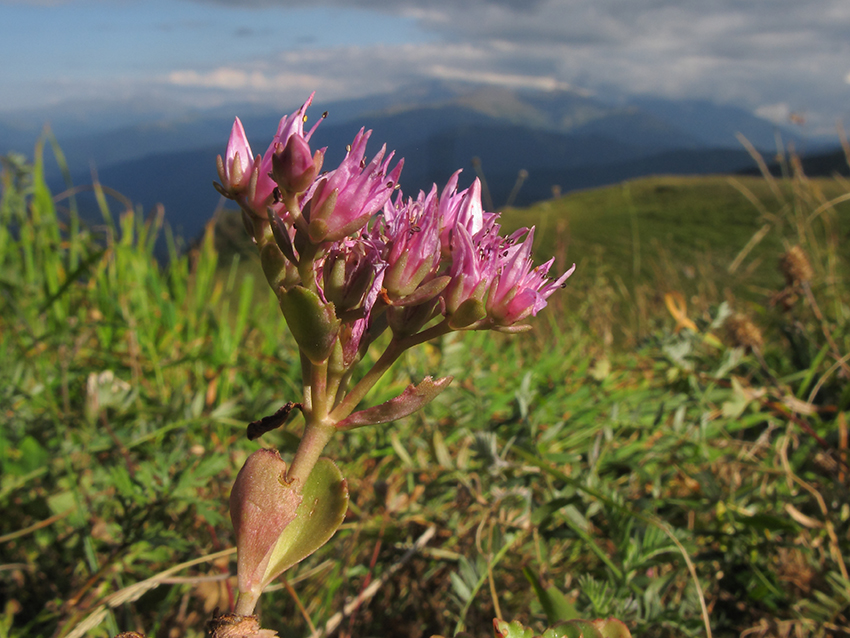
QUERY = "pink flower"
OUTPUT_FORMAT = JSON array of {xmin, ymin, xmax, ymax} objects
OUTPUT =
[
  {"xmin": 437, "ymin": 174, "xmax": 498, "ymax": 256},
  {"xmin": 304, "ymin": 128, "xmax": 403, "ymax": 244},
  {"xmin": 486, "ymin": 228, "xmax": 576, "ymax": 326},
  {"xmin": 381, "ymin": 187, "xmax": 442, "ymax": 300},
  {"xmin": 272, "ymin": 132, "xmax": 324, "ymax": 195},
  {"xmin": 442, "ymin": 223, "xmax": 496, "ymax": 317},
  {"xmin": 255, "ymin": 93, "xmax": 324, "ymax": 210},
  {"xmin": 217, "ymin": 117, "xmax": 254, "ymax": 194}
]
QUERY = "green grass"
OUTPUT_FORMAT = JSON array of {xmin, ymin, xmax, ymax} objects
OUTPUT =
[
  {"xmin": 505, "ymin": 174, "xmax": 850, "ymax": 290},
  {"xmin": 2, "ymin": 140, "xmax": 849, "ymax": 638}
]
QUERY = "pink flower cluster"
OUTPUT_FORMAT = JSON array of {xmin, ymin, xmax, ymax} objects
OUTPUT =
[
  {"xmin": 220, "ymin": 96, "xmax": 576, "ymax": 616},
  {"xmin": 216, "ymin": 94, "xmax": 574, "ymax": 353}
]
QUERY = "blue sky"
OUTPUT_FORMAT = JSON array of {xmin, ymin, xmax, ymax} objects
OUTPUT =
[
  {"xmin": 1, "ymin": 0, "xmax": 849, "ymax": 134},
  {"xmin": 1, "ymin": 0, "xmax": 432, "ymax": 110}
]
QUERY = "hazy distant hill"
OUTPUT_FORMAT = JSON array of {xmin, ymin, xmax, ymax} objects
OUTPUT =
[
  {"xmin": 70, "ymin": 132, "xmax": 759, "ymax": 254},
  {"xmin": 739, "ymin": 147, "xmax": 850, "ymax": 179},
  {"xmin": 2, "ymin": 80, "xmax": 841, "ymax": 247},
  {"xmin": 628, "ymin": 97, "xmax": 811, "ymax": 150},
  {"xmin": 3, "ymin": 81, "xmax": 829, "ymax": 168}
]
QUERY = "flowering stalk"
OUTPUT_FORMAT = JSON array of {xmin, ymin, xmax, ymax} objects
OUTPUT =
[{"xmin": 215, "ymin": 94, "xmax": 575, "ymax": 621}]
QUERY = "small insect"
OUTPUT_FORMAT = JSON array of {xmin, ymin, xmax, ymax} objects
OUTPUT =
[{"xmin": 246, "ymin": 401, "xmax": 302, "ymax": 440}]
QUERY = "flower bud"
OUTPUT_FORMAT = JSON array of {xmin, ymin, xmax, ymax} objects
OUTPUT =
[
  {"xmin": 271, "ymin": 134, "xmax": 324, "ymax": 195},
  {"xmin": 216, "ymin": 117, "xmax": 254, "ymax": 195},
  {"xmin": 322, "ymin": 243, "xmax": 378, "ymax": 314},
  {"xmin": 303, "ymin": 130, "xmax": 402, "ymax": 244}
]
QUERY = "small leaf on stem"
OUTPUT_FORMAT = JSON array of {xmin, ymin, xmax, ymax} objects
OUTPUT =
[{"xmin": 336, "ymin": 376, "xmax": 453, "ymax": 430}]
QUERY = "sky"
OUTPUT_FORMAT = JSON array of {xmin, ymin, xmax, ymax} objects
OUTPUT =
[{"xmin": 1, "ymin": 0, "xmax": 849, "ymax": 135}]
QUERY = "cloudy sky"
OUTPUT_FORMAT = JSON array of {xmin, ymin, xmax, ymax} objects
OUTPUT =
[{"xmin": 2, "ymin": 0, "xmax": 849, "ymax": 134}]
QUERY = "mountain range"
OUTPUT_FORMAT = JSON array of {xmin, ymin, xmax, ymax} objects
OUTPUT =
[{"xmin": 0, "ymin": 81, "xmax": 843, "ymax": 247}]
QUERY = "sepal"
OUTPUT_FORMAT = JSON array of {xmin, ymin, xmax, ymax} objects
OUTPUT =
[
  {"xmin": 448, "ymin": 297, "xmax": 487, "ymax": 329},
  {"xmin": 389, "ymin": 276, "xmax": 451, "ymax": 307}
]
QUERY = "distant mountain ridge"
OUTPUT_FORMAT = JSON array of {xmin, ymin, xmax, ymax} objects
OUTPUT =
[{"xmin": 1, "ymin": 81, "xmax": 842, "ymax": 247}]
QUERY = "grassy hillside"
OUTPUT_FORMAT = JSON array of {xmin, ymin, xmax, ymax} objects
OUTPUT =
[{"xmin": 505, "ymin": 174, "xmax": 848, "ymax": 290}]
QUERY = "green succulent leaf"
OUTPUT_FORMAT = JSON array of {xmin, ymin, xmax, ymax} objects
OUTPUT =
[
  {"xmin": 448, "ymin": 297, "xmax": 487, "ymax": 329},
  {"xmin": 261, "ymin": 457, "xmax": 349, "ymax": 587},
  {"xmin": 278, "ymin": 285, "xmax": 341, "ymax": 364}
]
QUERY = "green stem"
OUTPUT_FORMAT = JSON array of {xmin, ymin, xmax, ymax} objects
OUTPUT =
[
  {"xmin": 285, "ymin": 417, "xmax": 336, "ymax": 488},
  {"xmin": 328, "ymin": 339, "xmax": 405, "ymax": 423},
  {"xmin": 298, "ymin": 352, "xmax": 312, "ymax": 413},
  {"xmin": 234, "ymin": 589, "xmax": 261, "ymax": 616},
  {"xmin": 310, "ymin": 359, "xmax": 329, "ymax": 422},
  {"xmin": 295, "ymin": 242, "xmax": 319, "ymax": 294},
  {"xmin": 333, "ymin": 368, "xmax": 355, "ymax": 409},
  {"xmin": 283, "ymin": 192, "xmax": 307, "ymax": 234},
  {"xmin": 286, "ymin": 358, "xmax": 333, "ymax": 488},
  {"xmin": 400, "ymin": 318, "xmax": 452, "ymax": 350},
  {"xmin": 327, "ymin": 320, "xmax": 453, "ymax": 424}
]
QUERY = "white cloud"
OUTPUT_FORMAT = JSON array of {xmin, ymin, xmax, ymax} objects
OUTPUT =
[
  {"xmin": 160, "ymin": 42, "xmax": 575, "ymax": 101},
  {"xmin": 427, "ymin": 66, "xmax": 572, "ymax": 92},
  {"xmin": 755, "ymin": 102, "xmax": 792, "ymax": 125},
  {"xmin": 59, "ymin": 0, "xmax": 847, "ymax": 134},
  {"xmin": 166, "ymin": 68, "xmax": 317, "ymax": 91}
]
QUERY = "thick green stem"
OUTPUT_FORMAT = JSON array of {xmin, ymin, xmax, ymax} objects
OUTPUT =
[
  {"xmin": 234, "ymin": 589, "xmax": 261, "ymax": 616},
  {"xmin": 309, "ymin": 359, "xmax": 329, "ymax": 422},
  {"xmin": 285, "ymin": 417, "xmax": 336, "ymax": 488},
  {"xmin": 286, "ymin": 357, "xmax": 334, "ymax": 487},
  {"xmin": 327, "ymin": 320, "xmax": 453, "ymax": 424},
  {"xmin": 299, "ymin": 350, "xmax": 313, "ymax": 413},
  {"xmin": 328, "ymin": 339, "xmax": 405, "ymax": 423}
]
